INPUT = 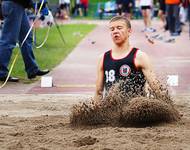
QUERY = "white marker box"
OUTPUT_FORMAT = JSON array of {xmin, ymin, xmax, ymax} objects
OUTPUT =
[
  {"xmin": 167, "ymin": 75, "xmax": 178, "ymax": 86},
  {"xmin": 41, "ymin": 76, "xmax": 53, "ymax": 87}
]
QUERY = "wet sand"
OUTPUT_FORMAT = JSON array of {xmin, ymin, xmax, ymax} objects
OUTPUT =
[{"xmin": 0, "ymin": 94, "xmax": 190, "ymax": 150}]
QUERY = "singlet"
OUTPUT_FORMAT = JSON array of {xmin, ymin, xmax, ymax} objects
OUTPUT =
[{"xmin": 103, "ymin": 48, "xmax": 146, "ymax": 96}]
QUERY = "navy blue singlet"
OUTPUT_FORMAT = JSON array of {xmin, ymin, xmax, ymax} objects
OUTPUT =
[{"xmin": 103, "ymin": 48, "xmax": 146, "ymax": 96}]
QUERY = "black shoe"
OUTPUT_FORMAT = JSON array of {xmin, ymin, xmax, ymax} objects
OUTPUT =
[
  {"xmin": 28, "ymin": 69, "xmax": 49, "ymax": 79},
  {"xmin": 0, "ymin": 76, "xmax": 19, "ymax": 82}
]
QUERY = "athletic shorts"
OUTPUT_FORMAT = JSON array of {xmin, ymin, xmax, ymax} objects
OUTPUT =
[{"xmin": 141, "ymin": 6, "xmax": 151, "ymax": 10}]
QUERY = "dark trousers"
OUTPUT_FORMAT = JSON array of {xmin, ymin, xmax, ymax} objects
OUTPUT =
[{"xmin": 166, "ymin": 4, "xmax": 181, "ymax": 34}]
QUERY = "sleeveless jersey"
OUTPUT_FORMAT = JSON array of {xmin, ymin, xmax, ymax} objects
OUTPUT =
[{"xmin": 103, "ymin": 48, "xmax": 146, "ymax": 96}]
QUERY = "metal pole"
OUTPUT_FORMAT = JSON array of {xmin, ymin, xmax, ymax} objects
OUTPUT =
[
  {"xmin": 47, "ymin": 2, "xmax": 66, "ymax": 44},
  {"xmin": 53, "ymin": 16, "xmax": 66, "ymax": 44}
]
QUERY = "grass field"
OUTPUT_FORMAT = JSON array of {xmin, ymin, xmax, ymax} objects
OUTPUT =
[{"xmin": 10, "ymin": 24, "xmax": 96, "ymax": 80}]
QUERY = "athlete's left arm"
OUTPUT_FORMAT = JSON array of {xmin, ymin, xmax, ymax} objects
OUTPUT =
[{"xmin": 134, "ymin": 50, "xmax": 162, "ymax": 94}]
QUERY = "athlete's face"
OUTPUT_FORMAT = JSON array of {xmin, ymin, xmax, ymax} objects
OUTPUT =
[{"xmin": 109, "ymin": 20, "xmax": 131, "ymax": 45}]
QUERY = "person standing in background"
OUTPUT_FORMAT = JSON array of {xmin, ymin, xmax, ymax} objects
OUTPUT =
[
  {"xmin": 80, "ymin": 0, "xmax": 88, "ymax": 16},
  {"xmin": 116, "ymin": 0, "xmax": 123, "ymax": 15},
  {"xmin": 122, "ymin": 0, "xmax": 133, "ymax": 19},
  {"xmin": 158, "ymin": 0, "xmax": 166, "ymax": 29},
  {"xmin": 165, "ymin": 0, "xmax": 181, "ymax": 36},
  {"xmin": 139, "ymin": 0, "xmax": 156, "ymax": 32},
  {"xmin": 0, "ymin": 0, "xmax": 49, "ymax": 82}
]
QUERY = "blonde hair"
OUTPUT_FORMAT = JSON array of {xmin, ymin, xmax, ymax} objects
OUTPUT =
[{"xmin": 110, "ymin": 16, "xmax": 131, "ymax": 29}]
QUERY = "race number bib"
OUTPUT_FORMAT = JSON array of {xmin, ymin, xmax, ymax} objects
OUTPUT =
[{"xmin": 105, "ymin": 70, "xmax": 115, "ymax": 83}]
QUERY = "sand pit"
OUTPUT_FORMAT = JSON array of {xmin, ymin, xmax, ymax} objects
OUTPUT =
[
  {"xmin": 70, "ymin": 82, "xmax": 181, "ymax": 127},
  {"xmin": 0, "ymin": 94, "xmax": 190, "ymax": 150},
  {"xmin": 70, "ymin": 96, "xmax": 181, "ymax": 127}
]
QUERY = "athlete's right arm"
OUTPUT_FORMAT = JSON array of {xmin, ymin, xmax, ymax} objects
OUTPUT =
[{"xmin": 94, "ymin": 54, "xmax": 104, "ymax": 104}]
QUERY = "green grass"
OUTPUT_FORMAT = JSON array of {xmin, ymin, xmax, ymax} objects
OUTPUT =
[{"xmin": 10, "ymin": 24, "xmax": 96, "ymax": 80}]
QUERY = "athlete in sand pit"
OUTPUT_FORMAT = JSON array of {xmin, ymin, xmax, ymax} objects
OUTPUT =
[{"xmin": 95, "ymin": 16, "xmax": 162, "ymax": 103}]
